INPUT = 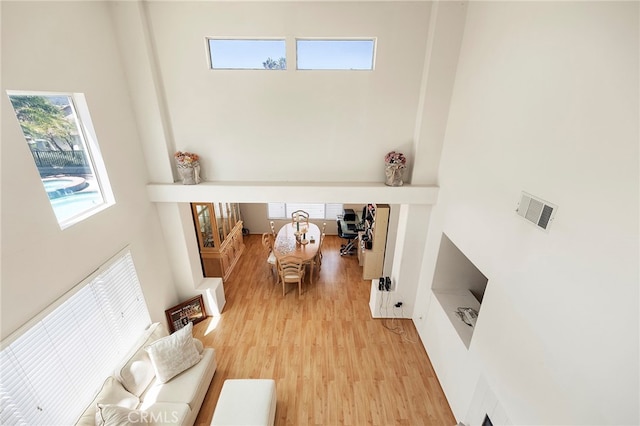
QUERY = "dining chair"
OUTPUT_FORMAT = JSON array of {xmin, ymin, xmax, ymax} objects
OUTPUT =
[
  {"xmin": 316, "ymin": 232, "xmax": 326, "ymax": 267},
  {"xmin": 261, "ymin": 233, "xmax": 278, "ymax": 283},
  {"xmin": 269, "ymin": 221, "xmax": 276, "ymax": 237},
  {"xmin": 277, "ymin": 256, "xmax": 305, "ymax": 296},
  {"xmin": 291, "ymin": 210, "xmax": 310, "ymax": 228},
  {"xmin": 304, "ymin": 232, "xmax": 325, "ymax": 283}
]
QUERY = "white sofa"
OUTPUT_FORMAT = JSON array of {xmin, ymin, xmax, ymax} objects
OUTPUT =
[{"xmin": 75, "ymin": 322, "xmax": 216, "ymax": 426}]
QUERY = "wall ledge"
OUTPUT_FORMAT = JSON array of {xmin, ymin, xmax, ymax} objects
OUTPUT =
[{"xmin": 147, "ymin": 181, "xmax": 439, "ymax": 205}]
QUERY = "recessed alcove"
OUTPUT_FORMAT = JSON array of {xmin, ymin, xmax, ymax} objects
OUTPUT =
[{"xmin": 432, "ymin": 233, "xmax": 488, "ymax": 348}]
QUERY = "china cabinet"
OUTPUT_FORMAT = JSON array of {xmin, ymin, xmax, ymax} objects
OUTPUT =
[{"xmin": 191, "ymin": 202, "xmax": 245, "ymax": 281}]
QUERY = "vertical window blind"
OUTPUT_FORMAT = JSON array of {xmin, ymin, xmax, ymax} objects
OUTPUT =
[{"xmin": 0, "ymin": 250, "xmax": 151, "ymax": 425}]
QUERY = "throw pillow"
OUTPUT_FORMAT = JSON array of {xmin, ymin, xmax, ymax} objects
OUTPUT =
[
  {"xmin": 144, "ymin": 322, "xmax": 202, "ymax": 383},
  {"xmin": 115, "ymin": 348, "xmax": 156, "ymax": 397},
  {"xmin": 95, "ymin": 377, "xmax": 139, "ymax": 408},
  {"xmin": 88, "ymin": 377, "xmax": 139, "ymax": 425},
  {"xmin": 96, "ymin": 404, "xmax": 149, "ymax": 426},
  {"xmin": 193, "ymin": 337, "xmax": 204, "ymax": 354},
  {"xmin": 115, "ymin": 323, "xmax": 167, "ymax": 396}
]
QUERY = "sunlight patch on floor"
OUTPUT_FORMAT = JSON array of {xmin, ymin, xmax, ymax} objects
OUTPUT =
[{"xmin": 204, "ymin": 315, "xmax": 221, "ymax": 335}]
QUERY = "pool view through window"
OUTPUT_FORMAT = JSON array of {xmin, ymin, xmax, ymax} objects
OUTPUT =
[{"xmin": 7, "ymin": 92, "xmax": 114, "ymax": 228}]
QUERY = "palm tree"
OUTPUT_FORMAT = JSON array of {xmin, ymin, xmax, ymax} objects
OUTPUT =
[{"xmin": 9, "ymin": 95, "xmax": 76, "ymax": 151}]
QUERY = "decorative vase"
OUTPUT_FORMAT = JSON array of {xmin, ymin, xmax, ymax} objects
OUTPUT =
[
  {"xmin": 193, "ymin": 163, "xmax": 201, "ymax": 184},
  {"xmin": 178, "ymin": 165, "xmax": 196, "ymax": 185},
  {"xmin": 384, "ymin": 163, "xmax": 405, "ymax": 186},
  {"xmin": 177, "ymin": 162, "xmax": 201, "ymax": 185}
]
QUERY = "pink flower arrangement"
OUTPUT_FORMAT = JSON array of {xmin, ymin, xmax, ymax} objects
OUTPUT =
[
  {"xmin": 174, "ymin": 151, "xmax": 199, "ymax": 167},
  {"xmin": 384, "ymin": 151, "xmax": 406, "ymax": 167}
]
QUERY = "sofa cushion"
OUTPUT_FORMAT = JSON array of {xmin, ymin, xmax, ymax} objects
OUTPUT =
[
  {"xmin": 145, "ymin": 402, "xmax": 190, "ymax": 426},
  {"xmin": 74, "ymin": 376, "xmax": 139, "ymax": 426},
  {"xmin": 96, "ymin": 402, "xmax": 190, "ymax": 426},
  {"xmin": 144, "ymin": 322, "xmax": 201, "ymax": 384},
  {"xmin": 140, "ymin": 348, "xmax": 215, "ymax": 409},
  {"xmin": 115, "ymin": 323, "xmax": 168, "ymax": 396},
  {"xmin": 96, "ymin": 404, "xmax": 147, "ymax": 426}
]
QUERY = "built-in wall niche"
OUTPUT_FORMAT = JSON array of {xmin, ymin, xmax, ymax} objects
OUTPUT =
[{"xmin": 432, "ymin": 233, "xmax": 488, "ymax": 349}]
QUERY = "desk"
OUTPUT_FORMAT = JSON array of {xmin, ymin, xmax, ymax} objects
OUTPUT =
[{"xmin": 274, "ymin": 223, "xmax": 320, "ymax": 283}]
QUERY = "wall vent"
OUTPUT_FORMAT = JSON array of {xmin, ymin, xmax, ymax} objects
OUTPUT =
[{"xmin": 516, "ymin": 192, "xmax": 557, "ymax": 231}]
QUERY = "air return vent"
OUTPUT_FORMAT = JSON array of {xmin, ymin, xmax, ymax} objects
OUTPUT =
[{"xmin": 516, "ymin": 192, "xmax": 557, "ymax": 231}]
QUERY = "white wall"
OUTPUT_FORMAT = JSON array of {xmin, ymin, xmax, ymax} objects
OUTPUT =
[
  {"xmin": 416, "ymin": 2, "xmax": 639, "ymax": 425},
  {"xmin": 142, "ymin": 1, "xmax": 431, "ymax": 183},
  {"xmin": 107, "ymin": 1, "xmax": 441, "ymax": 306},
  {"xmin": 0, "ymin": 1, "xmax": 179, "ymax": 340}
]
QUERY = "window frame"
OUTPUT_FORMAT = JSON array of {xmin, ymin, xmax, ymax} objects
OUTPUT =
[
  {"xmin": 6, "ymin": 91, "xmax": 115, "ymax": 229},
  {"xmin": 295, "ymin": 37, "xmax": 377, "ymax": 70},
  {"xmin": 206, "ymin": 37, "xmax": 287, "ymax": 70}
]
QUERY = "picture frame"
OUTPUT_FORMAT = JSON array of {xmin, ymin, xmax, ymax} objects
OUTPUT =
[{"xmin": 165, "ymin": 295, "xmax": 207, "ymax": 333}]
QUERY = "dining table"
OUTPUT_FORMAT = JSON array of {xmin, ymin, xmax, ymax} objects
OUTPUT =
[{"xmin": 273, "ymin": 222, "xmax": 321, "ymax": 283}]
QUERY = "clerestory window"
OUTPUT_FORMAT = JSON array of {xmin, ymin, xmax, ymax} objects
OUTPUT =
[
  {"xmin": 296, "ymin": 38, "xmax": 376, "ymax": 70},
  {"xmin": 208, "ymin": 38, "xmax": 287, "ymax": 70}
]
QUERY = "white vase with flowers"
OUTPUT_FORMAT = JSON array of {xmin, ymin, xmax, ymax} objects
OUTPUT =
[
  {"xmin": 384, "ymin": 151, "xmax": 406, "ymax": 186},
  {"xmin": 174, "ymin": 151, "xmax": 201, "ymax": 185}
]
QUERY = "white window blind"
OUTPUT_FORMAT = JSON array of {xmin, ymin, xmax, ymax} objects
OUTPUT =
[
  {"xmin": 0, "ymin": 250, "xmax": 151, "ymax": 425},
  {"xmin": 267, "ymin": 203, "xmax": 343, "ymax": 220},
  {"xmin": 325, "ymin": 203, "xmax": 344, "ymax": 220},
  {"xmin": 267, "ymin": 203, "xmax": 286, "ymax": 220},
  {"xmin": 286, "ymin": 203, "xmax": 324, "ymax": 219}
]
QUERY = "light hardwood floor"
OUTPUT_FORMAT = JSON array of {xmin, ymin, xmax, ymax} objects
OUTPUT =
[{"xmin": 193, "ymin": 234, "xmax": 455, "ymax": 425}]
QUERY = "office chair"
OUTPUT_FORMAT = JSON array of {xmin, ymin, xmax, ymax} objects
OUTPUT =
[{"xmin": 337, "ymin": 219, "xmax": 359, "ymax": 256}]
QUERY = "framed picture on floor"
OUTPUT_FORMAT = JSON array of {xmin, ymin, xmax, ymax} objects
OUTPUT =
[{"xmin": 165, "ymin": 295, "xmax": 207, "ymax": 333}]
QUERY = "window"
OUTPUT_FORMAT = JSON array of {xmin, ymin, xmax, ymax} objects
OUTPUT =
[
  {"xmin": 296, "ymin": 39, "xmax": 376, "ymax": 70},
  {"xmin": 268, "ymin": 203, "xmax": 343, "ymax": 220},
  {"xmin": 7, "ymin": 92, "xmax": 114, "ymax": 229},
  {"xmin": 0, "ymin": 250, "xmax": 151, "ymax": 425},
  {"xmin": 208, "ymin": 39, "xmax": 286, "ymax": 70}
]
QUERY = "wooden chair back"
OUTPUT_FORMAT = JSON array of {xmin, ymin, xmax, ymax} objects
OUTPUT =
[
  {"xmin": 278, "ymin": 256, "xmax": 305, "ymax": 296},
  {"xmin": 291, "ymin": 210, "xmax": 310, "ymax": 227},
  {"xmin": 261, "ymin": 232, "xmax": 273, "ymax": 251}
]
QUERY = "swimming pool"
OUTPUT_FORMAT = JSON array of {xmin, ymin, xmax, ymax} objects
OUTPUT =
[
  {"xmin": 42, "ymin": 176, "xmax": 89, "ymax": 199},
  {"xmin": 50, "ymin": 191, "xmax": 103, "ymax": 223}
]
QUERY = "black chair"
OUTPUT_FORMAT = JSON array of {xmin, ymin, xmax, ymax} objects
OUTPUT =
[{"xmin": 337, "ymin": 219, "xmax": 359, "ymax": 256}]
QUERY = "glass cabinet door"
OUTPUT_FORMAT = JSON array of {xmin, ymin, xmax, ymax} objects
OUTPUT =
[
  {"xmin": 226, "ymin": 203, "xmax": 235, "ymax": 231},
  {"xmin": 193, "ymin": 203, "xmax": 215, "ymax": 248},
  {"xmin": 214, "ymin": 203, "xmax": 225, "ymax": 244},
  {"xmin": 230, "ymin": 203, "xmax": 240, "ymax": 228},
  {"xmin": 222, "ymin": 202, "xmax": 230, "ymax": 239}
]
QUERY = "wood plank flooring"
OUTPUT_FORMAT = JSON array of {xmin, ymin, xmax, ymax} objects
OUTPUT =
[{"xmin": 193, "ymin": 234, "xmax": 455, "ymax": 425}]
